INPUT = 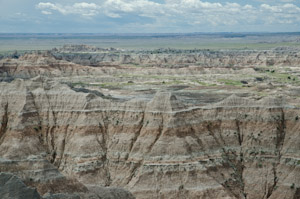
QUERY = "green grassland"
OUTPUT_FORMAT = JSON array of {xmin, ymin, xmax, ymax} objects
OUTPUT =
[{"xmin": 1, "ymin": 33, "xmax": 300, "ymax": 54}]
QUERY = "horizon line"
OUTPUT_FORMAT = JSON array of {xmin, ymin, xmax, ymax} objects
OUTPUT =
[{"xmin": 0, "ymin": 32, "xmax": 300, "ymax": 34}]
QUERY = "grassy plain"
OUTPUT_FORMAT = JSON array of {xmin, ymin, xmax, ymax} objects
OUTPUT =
[{"xmin": 1, "ymin": 33, "xmax": 300, "ymax": 54}]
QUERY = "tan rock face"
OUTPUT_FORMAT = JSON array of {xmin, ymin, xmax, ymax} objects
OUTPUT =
[{"xmin": 0, "ymin": 49, "xmax": 300, "ymax": 199}]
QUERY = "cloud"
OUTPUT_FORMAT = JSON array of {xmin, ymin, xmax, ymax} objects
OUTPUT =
[
  {"xmin": 36, "ymin": 2, "xmax": 100, "ymax": 17},
  {"xmin": 260, "ymin": 3, "xmax": 300, "ymax": 24},
  {"xmin": 36, "ymin": 0, "xmax": 300, "ymax": 27},
  {"xmin": 41, "ymin": 10, "xmax": 52, "ymax": 15},
  {"xmin": 255, "ymin": 0, "xmax": 295, "ymax": 2},
  {"xmin": 102, "ymin": 0, "xmax": 163, "ymax": 18},
  {"xmin": 280, "ymin": 0, "xmax": 295, "ymax": 2}
]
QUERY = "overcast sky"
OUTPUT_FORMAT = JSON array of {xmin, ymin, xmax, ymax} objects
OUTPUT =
[{"xmin": 0, "ymin": 0, "xmax": 299, "ymax": 33}]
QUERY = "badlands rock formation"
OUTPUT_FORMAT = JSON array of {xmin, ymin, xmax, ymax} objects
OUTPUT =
[
  {"xmin": 0, "ymin": 46, "xmax": 300, "ymax": 199},
  {"xmin": 51, "ymin": 46, "xmax": 300, "ymax": 68},
  {"xmin": 0, "ymin": 173, "xmax": 41, "ymax": 199}
]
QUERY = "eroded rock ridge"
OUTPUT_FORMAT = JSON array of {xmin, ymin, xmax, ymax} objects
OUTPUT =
[{"xmin": 0, "ymin": 47, "xmax": 300, "ymax": 199}]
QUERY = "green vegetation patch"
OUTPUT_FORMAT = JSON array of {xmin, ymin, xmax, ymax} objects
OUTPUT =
[
  {"xmin": 193, "ymin": 80, "xmax": 217, "ymax": 86},
  {"xmin": 263, "ymin": 69, "xmax": 300, "ymax": 85},
  {"xmin": 217, "ymin": 79, "xmax": 243, "ymax": 86}
]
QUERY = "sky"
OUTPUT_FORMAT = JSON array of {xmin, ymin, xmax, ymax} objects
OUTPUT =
[{"xmin": 0, "ymin": 0, "xmax": 299, "ymax": 33}]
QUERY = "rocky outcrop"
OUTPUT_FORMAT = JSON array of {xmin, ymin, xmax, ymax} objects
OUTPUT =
[
  {"xmin": 52, "ymin": 45, "xmax": 117, "ymax": 53},
  {"xmin": 0, "ymin": 76, "xmax": 300, "ymax": 199},
  {"xmin": 0, "ymin": 172, "xmax": 41, "ymax": 199},
  {"xmin": 1, "ymin": 47, "xmax": 300, "ymax": 199},
  {"xmin": 0, "ymin": 52, "xmax": 258, "ymax": 82},
  {"xmin": 52, "ymin": 46, "xmax": 300, "ymax": 68},
  {"xmin": 0, "ymin": 52, "xmax": 98, "ymax": 80}
]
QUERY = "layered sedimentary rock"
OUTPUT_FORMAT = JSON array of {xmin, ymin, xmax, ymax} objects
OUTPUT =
[
  {"xmin": 52, "ymin": 46, "xmax": 300, "ymax": 68},
  {"xmin": 0, "ymin": 52, "xmax": 98, "ymax": 79},
  {"xmin": 0, "ymin": 78, "xmax": 300, "ymax": 198},
  {"xmin": 0, "ymin": 48, "xmax": 300, "ymax": 199}
]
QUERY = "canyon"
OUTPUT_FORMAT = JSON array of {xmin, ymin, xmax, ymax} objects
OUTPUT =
[{"xmin": 0, "ymin": 45, "xmax": 300, "ymax": 199}]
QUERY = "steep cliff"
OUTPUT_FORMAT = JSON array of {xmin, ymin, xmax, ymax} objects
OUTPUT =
[{"xmin": 0, "ymin": 78, "xmax": 300, "ymax": 198}]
